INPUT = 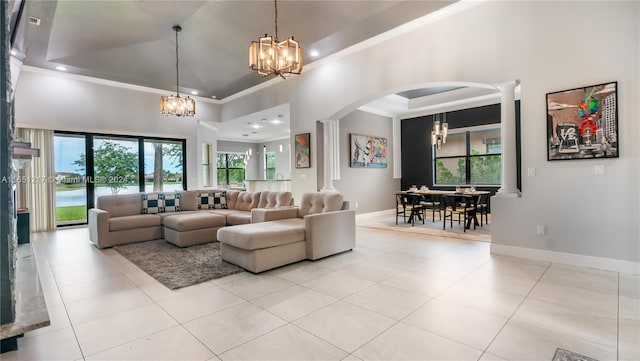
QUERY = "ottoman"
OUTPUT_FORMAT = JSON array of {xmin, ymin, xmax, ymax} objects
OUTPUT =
[
  {"xmin": 163, "ymin": 213, "xmax": 226, "ymax": 247},
  {"xmin": 217, "ymin": 218, "xmax": 306, "ymax": 273}
]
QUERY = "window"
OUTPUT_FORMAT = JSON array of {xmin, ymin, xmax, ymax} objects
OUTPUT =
[
  {"xmin": 265, "ymin": 151, "xmax": 276, "ymax": 180},
  {"xmin": 217, "ymin": 152, "xmax": 246, "ymax": 187},
  {"xmin": 54, "ymin": 131, "xmax": 186, "ymax": 226},
  {"xmin": 434, "ymin": 126, "xmax": 501, "ymax": 185},
  {"xmin": 202, "ymin": 143, "xmax": 212, "ymax": 187}
]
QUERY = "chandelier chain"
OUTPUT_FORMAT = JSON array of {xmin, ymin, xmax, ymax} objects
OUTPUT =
[
  {"xmin": 274, "ymin": 0, "xmax": 278, "ymax": 40},
  {"xmin": 175, "ymin": 28, "xmax": 179, "ymax": 95}
]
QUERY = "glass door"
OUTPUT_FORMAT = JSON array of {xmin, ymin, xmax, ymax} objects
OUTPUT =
[
  {"xmin": 54, "ymin": 134, "xmax": 88, "ymax": 225},
  {"xmin": 143, "ymin": 139, "xmax": 184, "ymax": 192},
  {"xmin": 93, "ymin": 136, "xmax": 140, "ymax": 205}
]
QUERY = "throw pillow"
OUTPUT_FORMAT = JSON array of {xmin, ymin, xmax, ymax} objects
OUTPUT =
[
  {"xmin": 197, "ymin": 191, "xmax": 228, "ymax": 209},
  {"xmin": 212, "ymin": 191, "xmax": 228, "ymax": 209},
  {"xmin": 197, "ymin": 192, "xmax": 214, "ymax": 209},
  {"xmin": 163, "ymin": 192, "xmax": 181, "ymax": 212},
  {"xmin": 142, "ymin": 193, "xmax": 164, "ymax": 214}
]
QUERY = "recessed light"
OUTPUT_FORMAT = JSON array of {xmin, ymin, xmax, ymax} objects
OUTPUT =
[
  {"xmin": 271, "ymin": 119, "xmax": 283, "ymax": 124},
  {"xmin": 310, "ymin": 50, "xmax": 319, "ymax": 57},
  {"xmin": 242, "ymin": 134, "xmax": 249, "ymax": 137},
  {"xmin": 191, "ymin": 91, "xmax": 198, "ymax": 95},
  {"xmin": 10, "ymin": 50, "xmax": 17, "ymax": 56},
  {"xmin": 56, "ymin": 66, "xmax": 67, "ymax": 71},
  {"xmin": 211, "ymin": 95, "xmax": 217, "ymax": 99}
]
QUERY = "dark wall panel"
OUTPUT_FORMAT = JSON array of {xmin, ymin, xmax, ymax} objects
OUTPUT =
[{"xmin": 401, "ymin": 102, "xmax": 521, "ymax": 191}]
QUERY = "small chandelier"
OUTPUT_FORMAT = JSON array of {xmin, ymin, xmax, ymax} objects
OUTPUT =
[
  {"xmin": 160, "ymin": 25, "xmax": 195, "ymax": 117},
  {"xmin": 431, "ymin": 113, "xmax": 448, "ymax": 150},
  {"xmin": 249, "ymin": 0, "xmax": 302, "ymax": 79}
]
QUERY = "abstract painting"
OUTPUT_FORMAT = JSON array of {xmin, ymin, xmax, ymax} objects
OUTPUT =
[
  {"xmin": 546, "ymin": 81, "xmax": 618, "ymax": 160},
  {"xmin": 294, "ymin": 133, "xmax": 310, "ymax": 168},
  {"xmin": 350, "ymin": 134, "xmax": 388, "ymax": 168}
]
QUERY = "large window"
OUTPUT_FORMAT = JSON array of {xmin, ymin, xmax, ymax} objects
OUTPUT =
[
  {"xmin": 54, "ymin": 131, "xmax": 186, "ymax": 226},
  {"xmin": 265, "ymin": 151, "xmax": 276, "ymax": 180},
  {"xmin": 217, "ymin": 152, "xmax": 246, "ymax": 187},
  {"xmin": 434, "ymin": 126, "xmax": 501, "ymax": 185}
]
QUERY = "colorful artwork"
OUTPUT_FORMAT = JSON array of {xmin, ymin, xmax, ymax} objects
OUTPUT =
[
  {"xmin": 294, "ymin": 133, "xmax": 310, "ymax": 168},
  {"xmin": 546, "ymin": 82, "xmax": 618, "ymax": 160},
  {"xmin": 350, "ymin": 134, "xmax": 388, "ymax": 168}
]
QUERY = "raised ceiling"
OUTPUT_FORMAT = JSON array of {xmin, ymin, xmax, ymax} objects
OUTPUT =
[{"xmin": 13, "ymin": 0, "xmax": 454, "ymax": 100}]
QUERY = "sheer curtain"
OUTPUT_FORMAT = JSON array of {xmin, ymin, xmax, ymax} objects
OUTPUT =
[{"xmin": 16, "ymin": 128, "xmax": 56, "ymax": 232}]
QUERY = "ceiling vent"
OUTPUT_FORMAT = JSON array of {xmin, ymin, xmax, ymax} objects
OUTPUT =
[{"xmin": 28, "ymin": 16, "xmax": 41, "ymax": 26}]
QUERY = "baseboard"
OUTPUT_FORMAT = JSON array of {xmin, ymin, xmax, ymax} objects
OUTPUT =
[{"xmin": 490, "ymin": 243, "xmax": 640, "ymax": 275}]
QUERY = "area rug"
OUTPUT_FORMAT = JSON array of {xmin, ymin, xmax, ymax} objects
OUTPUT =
[
  {"xmin": 357, "ymin": 212, "xmax": 491, "ymax": 243},
  {"xmin": 552, "ymin": 348, "xmax": 598, "ymax": 361},
  {"xmin": 114, "ymin": 240, "xmax": 244, "ymax": 290}
]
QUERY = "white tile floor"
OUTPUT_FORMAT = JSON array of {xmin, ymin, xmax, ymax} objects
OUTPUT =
[{"xmin": 3, "ymin": 226, "xmax": 639, "ymax": 361}]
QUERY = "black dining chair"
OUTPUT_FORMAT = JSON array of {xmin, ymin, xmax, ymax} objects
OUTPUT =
[
  {"xmin": 395, "ymin": 193, "xmax": 407, "ymax": 225},
  {"xmin": 420, "ymin": 195, "xmax": 441, "ymax": 222},
  {"xmin": 477, "ymin": 193, "xmax": 490, "ymax": 226},
  {"xmin": 403, "ymin": 193, "xmax": 425, "ymax": 226},
  {"xmin": 442, "ymin": 194, "xmax": 477, "ymax": 232}
]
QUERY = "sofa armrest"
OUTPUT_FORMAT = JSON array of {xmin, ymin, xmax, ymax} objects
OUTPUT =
[
  {"xmin": 251, "ymin": 207, "xmax": 299, "ymax": 223},
  {"xmin": 304, "ymin": 209, "xmax": 356, "ymax": 260},
  {"xmin": 88, "ymin": 208, "xmax": 111, "ymax": 248}
]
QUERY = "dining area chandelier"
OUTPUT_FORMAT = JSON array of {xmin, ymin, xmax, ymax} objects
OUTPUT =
[
  {"xmin": 249, "ymin": 0, "xmax": 303, "ymax": 79},
  {"xmin": 160, "ymin": 25, "xmax": 195, "ymax": 117},
  {"xmin": 431, "ymin": 113, "xmax": 448, "ymax": 150}
]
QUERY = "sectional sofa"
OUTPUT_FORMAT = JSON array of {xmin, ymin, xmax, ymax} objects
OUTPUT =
[
  {"xmin": 217, "ymin": 192, "xmax": 356, "ymax": 273},
  {"xmin": 88, "ymin": 189, "xmax": 292, "ymax": 248}
]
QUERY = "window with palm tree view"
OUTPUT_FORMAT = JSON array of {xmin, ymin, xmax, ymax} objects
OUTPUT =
[
  {"xmin": 434, "ymin": 126, "xmax": 501, "ymax": 185},
  {"xmin": 54, "ymin": 132, "xmax": 185, "ymax": 226}
]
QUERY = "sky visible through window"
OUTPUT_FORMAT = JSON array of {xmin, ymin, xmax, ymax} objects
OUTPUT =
[{"xmin": 54, "ymin": 137, "xmax": 181, "ymax": 173}]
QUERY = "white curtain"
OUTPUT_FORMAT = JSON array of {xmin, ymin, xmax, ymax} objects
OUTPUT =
[{"xmin": 16, "ymin": 128, "xmax": 56, "ymax": 232}]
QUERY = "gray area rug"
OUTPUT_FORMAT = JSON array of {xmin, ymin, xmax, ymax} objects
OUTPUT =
[
  {"xmin": 114, "ymin": 240, "xmax": 244, "ymax": 290},
  {"xmin": 552, "ymin": 348, "xmax": 598, "ymax": 361}
]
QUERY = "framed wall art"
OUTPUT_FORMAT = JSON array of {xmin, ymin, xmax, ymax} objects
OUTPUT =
[
  {"xmin": 546, "ymin": 81, "xmax": 618, "ymax": 161},
  {"xmin": 350, "ymin": 134, "xmax": 388, "ymax": 168},
  {"xmin": 294, "ymin": 133, "xmax": 310, "ymax": 168}
]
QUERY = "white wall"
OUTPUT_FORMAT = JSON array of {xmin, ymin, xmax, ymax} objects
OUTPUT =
[
  {"xmin": 14, "ymin": 68, "xmax": 222, "ymax": 190},
  {"xmin": 220, "ymin": 1, "xmax": 639, "ymax": 264},
  {"xmin": 13, "ymin": 2, "xmax": 639, "ymax": 265},
  {"xmin": 334, "ymin": 110, "xmax": 400, "ymax": 214}
]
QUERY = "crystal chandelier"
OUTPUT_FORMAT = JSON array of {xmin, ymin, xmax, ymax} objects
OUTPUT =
[
  {"xmin": 160, "ymin": 25, "xmax": 195, "ymax": 117},
  {"xmin": 431, "ymin": 113, "xmax": 448, "ymax": 150},
  {"xmin": 249, "ymin": 0, "xmax": 302, "ymax": 79}
]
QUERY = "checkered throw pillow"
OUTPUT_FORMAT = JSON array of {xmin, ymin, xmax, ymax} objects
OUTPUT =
[
  {"xmin": 141, "ymin": 192, "xmax": 182, "ymax": 214},
  {"xmin": 197, "ymin": 191, "xmax": 227, "ymax": 209}
]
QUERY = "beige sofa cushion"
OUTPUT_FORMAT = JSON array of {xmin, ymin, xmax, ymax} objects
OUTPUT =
[
  {"xmin": 163, "ymin": 213, "xmax": 226, "ymax": 231},
  {"xmin": 178, "ymin": 190, "xmax": 198, "ymax": 211},
  {"xmin": 257, "ymin": 191, "xmax": 293, "ymax": 208},
  {"xmin": 217, "ymin": 218, "xmax": 305, "ymax": 251},
  {"xmin": 223, "ymin": 190, "xmax": 240, "ymax": 209},
  {"xmin": 234, "ymin": 192, "xmax": 260, "ymax": 211},
  {"xmin": 109, "ymin": 214, "xmax": 161, "ymax": 231},
  {"xmin": 298, "ymin": 193, "xmax": 344, "ymax": 217},
  {"xmin": 97, "ymin": 193, "xmax": 143, "ymax": 218},
  {"xmin": 226, "ymin": 212, "xmax": 252, "ymax": 226}
]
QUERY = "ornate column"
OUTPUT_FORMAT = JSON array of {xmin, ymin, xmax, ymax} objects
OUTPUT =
[
  {"xmin": 496, "ymin": 80, "xmax": 520, "ymax": 197},
  {"xmin": 320, "ymin": 119, "xmax": 339, "ymax": 192}
]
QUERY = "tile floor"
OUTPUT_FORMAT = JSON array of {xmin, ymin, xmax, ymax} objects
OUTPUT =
[{"xmin": 3, "ymin": 226, "xmax": 639, "ymax": 361}]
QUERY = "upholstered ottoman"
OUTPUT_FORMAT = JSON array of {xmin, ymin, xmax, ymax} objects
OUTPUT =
[
  {"xmin": 217, "ymin": 218, "xmax": 306, "ymax": 273},
  {"xmin": 163, "ymin": 213, "xmax": 226, "ymax": 247}
]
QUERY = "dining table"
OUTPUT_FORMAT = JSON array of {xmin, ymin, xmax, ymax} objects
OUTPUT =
[{"xmin": 396, "ymin": 189, "xmax": 490, "ymax": 229}]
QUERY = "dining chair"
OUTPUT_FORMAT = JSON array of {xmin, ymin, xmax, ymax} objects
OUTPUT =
[
  {"xmin": 442, "ymin": 194, "xmax": 477, "ymax": 232},
  {"xmin": 403, "ymin": 193, "xmax": 425, "ymax": 226},
  {"xmin": 420, "ymin": 195, "xmax": 441, "ymax": 222},
  {"xmin": 477, "ymin": 193, "xmax": 490, "ymax": 226},
  {"xmin": 395, "ymin": 193, "xmax": 407, "ymax": 225}
]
